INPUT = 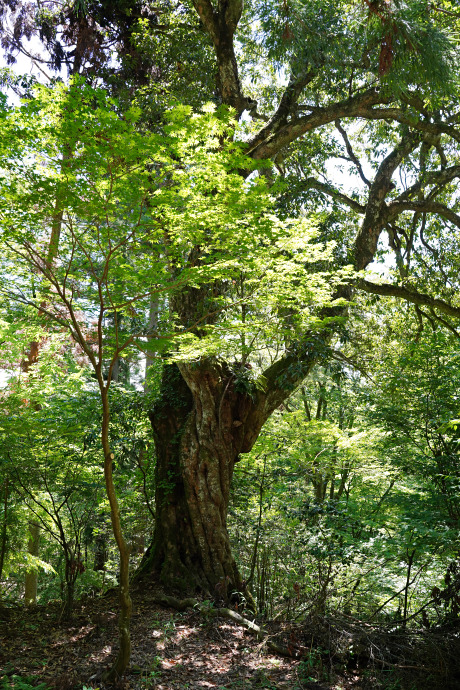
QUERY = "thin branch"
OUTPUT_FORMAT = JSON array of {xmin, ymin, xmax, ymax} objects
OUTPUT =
[
  {"xmin": 335, "ymin": 119, "xmax": 371, "ymax": 187},
  {"xmin": 297, "ymin": 177, "xmax": 366, "ymax": 213}
]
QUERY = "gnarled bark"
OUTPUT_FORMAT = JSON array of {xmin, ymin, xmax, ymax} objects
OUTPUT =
[{"xmin": 141, "ymin": 361, "xmax": 254, "ymax": 600}]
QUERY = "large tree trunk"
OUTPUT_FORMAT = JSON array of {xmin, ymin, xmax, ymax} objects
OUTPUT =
[
  {"xmin": 141, "ymin": 361, "xmax": 257, "ymax": 600},
  {"xmin": 138, "ymin": 271, "xmax": 324, "ymax": 600}
]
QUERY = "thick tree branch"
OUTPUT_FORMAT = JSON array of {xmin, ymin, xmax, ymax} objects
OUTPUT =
[
  {"xmin": 247, "ymin": 101, "xmax": 460, "ymax": 166},
  {"xmin": 219, "ymin": 0, "xmax": 243, "ymax": 32},
  {"xmin": 192, "ymin": 0, "xmax": 249, "ymax": 116},
  {"xmin": 240, "ymin": 308, "xmax": 351, "ymax": 451},
  {"xmin": 387, "ymin": 201, "xmax": 460, "ymax": 229},
  {"xmin": 358, "ymin": 108, "xmax": 460, "ymax": 145},
  {"xmin": 245, "ymin": 68, "xmax": 317, "ymax": 151},
  {"xmin": 246, "ymin": 88, "xmax": 388, "ymax": 160},
  {"xmin": 356, "ymin": 279, "xmax": 460, "ymax": 319},
  {"xmin": 192, "ymin": 0, "xmax": 218, "ymax": 41},
  {"xmin": 396, "ymin": 165, "xmax": 460, "ymax": 202},
  {"xmin": 354, "ymin": 134, "xmax": 421, "ymax": 270}
]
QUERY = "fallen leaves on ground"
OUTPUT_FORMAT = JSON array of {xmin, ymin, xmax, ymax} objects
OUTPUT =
[{"xmin": 0, "ymin": 584, "xmax": 358, "ymax": 689}]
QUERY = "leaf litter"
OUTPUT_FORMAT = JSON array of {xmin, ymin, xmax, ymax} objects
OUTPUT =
[{"xmin": 0, "ymin": 581, "xmax": 353, "ymax": 689}]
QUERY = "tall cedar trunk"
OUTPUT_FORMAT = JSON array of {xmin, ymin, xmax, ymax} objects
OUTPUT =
[{"xmin": 141, "ymin": 362, "xmax": 256, "ymax": 601}]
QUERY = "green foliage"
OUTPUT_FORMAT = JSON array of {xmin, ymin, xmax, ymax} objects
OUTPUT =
[
  {"xmin": 365, "ymin": 316, "xmax": 460, "ymax": 525},
  {"xmin": 0, "ymin": 362, "xmax": 154, "ymax": 605},
  {"xmin": 229, "ymin": 353, "xmax": 459, "ymax": 623},
  {"xmin": 250, "ymin": 0, "xmax": 457, "ymax": 99},
  {"xmin": 0, "ymin": 79, "xmax": 339, "ymax": 371}
]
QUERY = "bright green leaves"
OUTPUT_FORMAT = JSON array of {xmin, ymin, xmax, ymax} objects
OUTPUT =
[
  {"xmin": 0, "ymin": 80, "xmax": 342, "ymax": 377},
  {"xmin": 170, "ymin": 215, "xmax": 342, "ymax": 363},
  {"xmin": 0, "ymin": 86, "xmax": 246, "ymax": 363}
]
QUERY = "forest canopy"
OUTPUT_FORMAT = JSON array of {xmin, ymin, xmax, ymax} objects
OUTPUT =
[{"xmin": 0, "ymin": 1, "xmax": 460, "ymax": 687}]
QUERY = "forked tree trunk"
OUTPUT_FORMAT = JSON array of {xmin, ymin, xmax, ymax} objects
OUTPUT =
[{"xmin": 140, "ymin": 361, "xmax": 258, "ymax": 602}]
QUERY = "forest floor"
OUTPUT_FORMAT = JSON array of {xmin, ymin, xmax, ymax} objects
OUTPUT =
[{"xmin": 0, "ymin": 582, "xmax": 458, "ymax": 690}]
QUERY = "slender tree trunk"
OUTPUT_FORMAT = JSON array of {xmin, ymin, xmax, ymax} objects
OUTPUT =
[
  {"xmin": 0, "ymin": 478, "xmax": 9, "ymax": 582},
  {"xmin": 248, "ymin": 459, "xmax": 266, "ymax": 588},
  {"xmin": 144, "ymin": 296, "xmax": 159, "ymax": 395},
  {"xmin": 403, "ymin": 549, "xmax": 416, "ymax": 627},
  {"xmin": 61, "ymin": 576, "xmax": 75, "ymax": 620},
  {"xmin": 99, "ymin": 383, "xmax": 132, "ymax": 681},
  {"xmin": 24, "ymin": 521, "xmax": 40, "ymax": 606}
]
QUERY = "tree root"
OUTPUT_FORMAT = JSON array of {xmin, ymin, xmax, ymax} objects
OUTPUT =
[{"xmin": 152, "ymin": 594, "xmax": 301, "ymax": 658}]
